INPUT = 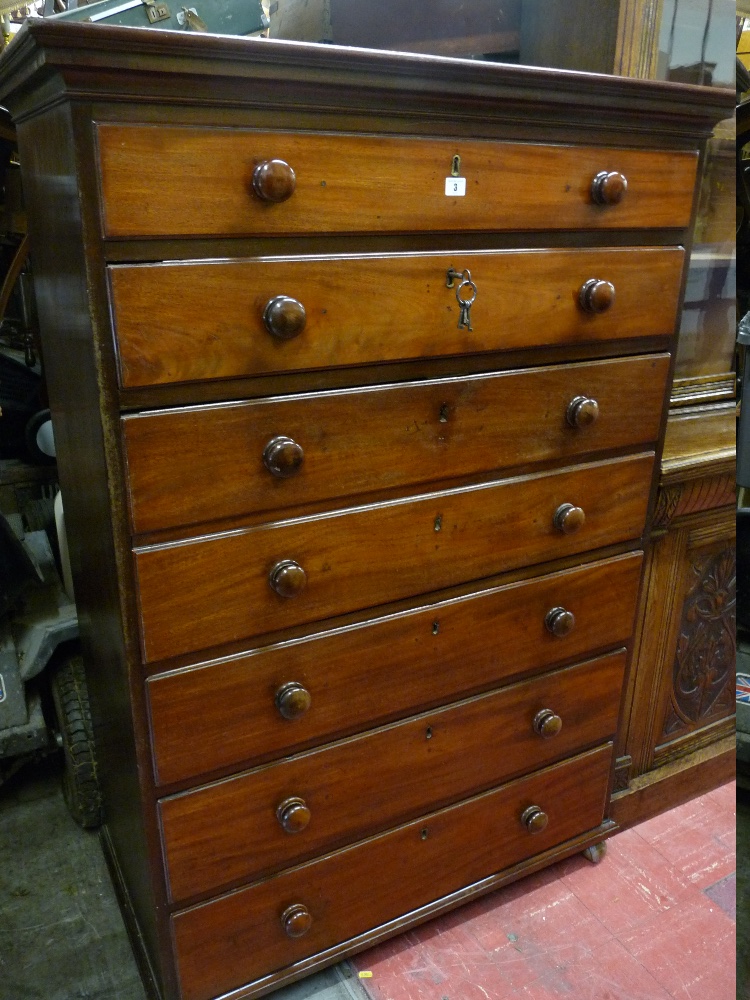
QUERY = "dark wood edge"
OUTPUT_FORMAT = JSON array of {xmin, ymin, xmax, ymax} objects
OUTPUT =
[
  {"xmin": 101, "ymin": 229, "xmax": 692, "ymax": 260},
  {"xmin": 194, "ymin": 819, "xmax": 617, "ymax": 1000},
  {"xmin": 0, "ymin": 21, "xmax": 733, "ymax": 133},
  {"xmin": 99, "ymin": 824, "xmax": 164, "ymax": 1000},
  {"xmin": 653, "ymin": 716, "xmax": 737, "ymax": 769},
  {"xmin": 117, "ymin": 338, "xmax": 674, "ymax": 412},
  {"xmin": 609, "ymin": 735, "xmax": 735, "ymax": 829},
  {"xmin": 670, "ymin": 375, "xmax": 736, "ymax": 408},
  {"xmin": 661, "ymin": 451, "xmax": 736, "ymax": 485}
]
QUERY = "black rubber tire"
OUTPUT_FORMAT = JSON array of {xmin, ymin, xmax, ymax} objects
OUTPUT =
[{"xmin": 50, "ymin": 653, "xmax": 102, "ymax": 829}]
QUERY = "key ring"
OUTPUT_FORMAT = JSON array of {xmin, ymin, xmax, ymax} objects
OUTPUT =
[{"xmin": 455, "ymin": 272, "xmax": 477, "ymax": 309}]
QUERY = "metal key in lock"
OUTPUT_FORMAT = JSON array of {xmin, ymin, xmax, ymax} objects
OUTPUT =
[{"xmin": 453, "ymin": 269, "xmax": 477, "ymax": 331}]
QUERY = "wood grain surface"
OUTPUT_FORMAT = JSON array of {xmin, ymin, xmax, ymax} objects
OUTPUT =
[
  {"xmin": 171, "ymin": 745, "xmax": 613, "ymax": 1000},
  {"xmin": 134, "ymin": 453, "xmax": 654, "ymax": 662},
  {"xmin": 123, "ymin": 354, "xmax": 670, "ymax": 534},
  {"xmin": 109, "ymin": 248, "xmax": 684, "ymax": 387},
  {"xmin": 96, "ymin": 125, "xmax": 697, "ymax": 239},
  {"xmin": 160, "ymin": 650, "xmax": 624, "ymax": 902},
  {"xmin": 148, "ymin": 552, "xmax": 642, "ymax": 785}
]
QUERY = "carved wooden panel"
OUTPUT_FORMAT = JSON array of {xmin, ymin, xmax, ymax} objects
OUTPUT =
[
  {"xmin": 660, "ymin": 544, "xmax": 736, "ymax": 740},
  {"xmin": 652, "ymin": 473, "xmax": 736, "ymax": 530}
]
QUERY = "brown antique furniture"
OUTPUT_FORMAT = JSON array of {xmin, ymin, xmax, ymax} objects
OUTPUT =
[{"xmin": 0, "ymin": 22, "xmax": 733, "ymax": 1000}]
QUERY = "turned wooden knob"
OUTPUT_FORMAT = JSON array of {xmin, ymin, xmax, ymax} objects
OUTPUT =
[
  {"xmin": 281, "ymin": 903, "xmax": 313, "ymax": 938},
  {"xmin": 579, "ymin": 279, "xmax": 615, "ymax": 314},
  {"xmin": 269, "ymin": 559, "xmax": 307, "ymax": 597},
  {"xmin": 521, "ymin": 805, "xmax": 549, "ymax": 834},
  {"xmin": 545, "ymin": 607, "xmax": 576, "ymax": 637},
  {"xmin": 554, "ymin": 503, "xmax": 586, "ymax": 535},
  {"xmin": 252, "ymin": 159, "xmax": 296, "ymax": 202},
  {"xmin": 264, "ymin": 436, "xmax": 305, "ymax": 478},
  {"xmin": 263, "ymin": 296, "xmax": 307, "ymax": 340},
  {"xmin": 276, "ymin": 796, "xmax": 312, "ymax": 834},
  {"xmin": 591, "ymin": 170, "xmax": 628, "ymax": 205},
  {"xmin": 533, "ymin": 708, "xmax": 563, "ymax": 738},
  {"xmin": 275, "ymin": 681, "xmax": 312, "ymax": 720},
  {"xmin": 566, "ymin": 396, "xmax": 600, "ymax": 428}
]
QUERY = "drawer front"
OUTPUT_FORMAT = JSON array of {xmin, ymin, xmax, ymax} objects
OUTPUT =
[
  {"xmin": 148, "ymin": 552, "xmax": 642, "ymax": 786},
  {"xmin": 110, "ymin": 249, "xmax": 684, "ymax": 387},
  {"xmin": 160, "ymin": 650, "xmax": 624, "ymax": 902},
  {"xmin": 97, "ymin": 125, "xmax": 697, "ymax": 238},
  {"xmin": 124, "ymin": 354, "xmax": 669, "ymax": 534},
  {"xmin": 135, "ymin": 453, "xmax": 653, "ymax": 663},
  {"xmin": 172, "ymin": 744, "xmax": 613, "ymax": 1000}
]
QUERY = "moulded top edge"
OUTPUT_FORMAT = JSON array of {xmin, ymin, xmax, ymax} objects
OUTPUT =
[{"xmin": 0, "ymin": 20, "xmax": 735, "ymax": 135}]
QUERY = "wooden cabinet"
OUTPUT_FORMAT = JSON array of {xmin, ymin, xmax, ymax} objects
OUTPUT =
[{"xmin": 0, "ymin": 23, "xmax": 732, "ymax": 1000}]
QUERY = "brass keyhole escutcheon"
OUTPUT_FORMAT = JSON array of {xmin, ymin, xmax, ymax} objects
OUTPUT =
[{"xmin": 451, "ymin": 154, "xmax": 461, "ymax": 177}]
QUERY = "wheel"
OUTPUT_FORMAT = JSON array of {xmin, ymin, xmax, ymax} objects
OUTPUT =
[
  {"xmin": 582, "ymin": 841, "xmax": 608, "ymax": 865},
  {"xmin": 50, "ymin": 652, "xmax": 102, "ymax": 828}
]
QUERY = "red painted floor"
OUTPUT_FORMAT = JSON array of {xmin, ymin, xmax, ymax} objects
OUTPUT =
[{"xmin": 351, "ymin": 781, "xmax": 736, "ymax": 1000}]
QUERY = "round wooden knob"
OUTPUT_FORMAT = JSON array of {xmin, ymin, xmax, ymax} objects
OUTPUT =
[
  {"xmin": 263, "ymin": 436, "xmax": 305, "ymax": 478},
  {"xmin": 252, "ymin": 159, "xmax": 296, "ymax": 203},
  {"xmin": 579, "ymin": 279, "xmax": 615, "ymax": 314},
  {"xmin": 566, "ymin": 396, "xmax": 600, "ymax": 428},
  {"xmin": 275, "ymin": 681, "xmax": 312, "ymax": 720},
  {"xmin": 521, "ymin": 805, "xmax": 549, "ymax": 834},
  {"xmin": 269, "ymin": 559, "xmax": 307, "ymax": 597},
  {"xmin": 533, "ymin": 708, "xmax": 563, "ymax": 738},
  {"xmin": 276, "ymin": 796, "xmax": 312, "ymax": 834},
  {"xmin": 545, "ymin": 607, "xmax": 576, "ymax": 637},
  {"xmin": 281, "ymin": 903, "xmax": 313, "ymax": 938},
  {"xmin": 591, "ymin": 170, "xmax": 628, "ymax": 205},
  {"xmin": 263, "ymin": 296, "xmax": 307, "ymax": 340},
  {"xmin": 554, "ymin": 503, "xmax": 586, "ymax": 535}
]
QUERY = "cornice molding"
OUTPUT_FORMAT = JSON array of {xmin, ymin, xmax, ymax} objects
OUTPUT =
[{"xmin": 0, "ymin": 21, "xmax": 735, "ymax": 136}]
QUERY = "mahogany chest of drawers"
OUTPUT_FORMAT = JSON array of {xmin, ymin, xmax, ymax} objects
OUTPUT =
[{"xmin": 0, "ymin": 23, "xmax": 732, "ymax": 1000}]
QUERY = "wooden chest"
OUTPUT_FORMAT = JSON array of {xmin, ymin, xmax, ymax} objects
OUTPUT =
[{"xmin": 0, "ymin": 23, "xmax": 732, "ymax": 1000}]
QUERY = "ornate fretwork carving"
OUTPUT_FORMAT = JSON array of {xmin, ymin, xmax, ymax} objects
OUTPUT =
[
  {"xmin": 653, "ymin": 473, "xmax": 735, "ymax": 531},
  {"xmin": 661, "ymin": 547, "xmax": 736, "ymax": 740},
  {"xmin": 653, "ymin": 485, "xmax": 682, "ymax": 528},
  {"xmin": 613, "ymin": 756, "xmax": 632, "ymax": 792}
]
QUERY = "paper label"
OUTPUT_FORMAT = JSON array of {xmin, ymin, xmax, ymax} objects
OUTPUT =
[{"xmin": 445, "ymin": 177, "xmax": 467, "ymax": 196}]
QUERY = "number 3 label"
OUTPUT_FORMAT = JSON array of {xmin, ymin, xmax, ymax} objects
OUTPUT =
[{"xmin": 445, "ymin": 177, "xmax": 467, "ymax": 196}]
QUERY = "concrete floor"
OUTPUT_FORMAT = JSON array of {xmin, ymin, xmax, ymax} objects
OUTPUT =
[
  {"xmin": 2, "ymin": 754, "xmax": 738, "ymax": 1000},
  {"xmin": 0, "ymin": 755, "xmax": 365, "ymax": 1000}
]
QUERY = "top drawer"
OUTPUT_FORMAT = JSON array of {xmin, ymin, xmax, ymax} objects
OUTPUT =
[{"xmin": 96, "ymin": 126, "xmax": 698, "ymax": 239}]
